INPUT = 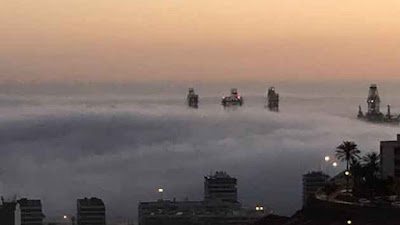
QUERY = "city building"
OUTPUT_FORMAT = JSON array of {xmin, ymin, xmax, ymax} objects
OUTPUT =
[
  {"xmin": 358, "ymin": 84, "xmax": 399, "ymax": 123},
  {"xmin": 139, "ymin": 171, "xmax": 266, "ymax": 225},
  {"xmin": 0, "ymin": 198, "xmax": 44, "ymax": 225},
  {"xmin": 381, "ymin": 134, "xmax": 400, "ymax": 179},
  {"xmin": 221, "ymin": 88, "xmax": 243, "ymax": 107},
  {"xmin": 17, "ymin": 198, "xmax": 44, "ymax": 225},
  {"xmin": 367, "ymin": 84, "xmax": 382, "ymax": 117},
  {"xmin": 186, "ymin": 88, "xmax": 199, "ymax": 108},
  {"xmin": 204, "ymin": 171, "xmax": 237, "ymax": 203},
  {"xmin": 266, "ymin": 87, "xmax": 279, "ymax": 112},
  {"xmin": 302, "ymin": 171, "xmax": 329, "ymax": 206},
  {"xmin": 0, "ymin": 201, "xmax": 17, "ymax": 225},
  {"xmin": 77, "ymin": 197, "xmax": 106, "ymax": 225}
]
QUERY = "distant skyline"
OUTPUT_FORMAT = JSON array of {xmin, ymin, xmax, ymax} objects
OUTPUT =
[{"xmin": 1, "ymin": 0, "xmax": 400, "ymax": 82}]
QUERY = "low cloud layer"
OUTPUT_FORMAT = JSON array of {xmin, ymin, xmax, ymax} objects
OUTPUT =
[{"xmin": 0, "ymin": 84, "xmax": 399, "ymax": 222}]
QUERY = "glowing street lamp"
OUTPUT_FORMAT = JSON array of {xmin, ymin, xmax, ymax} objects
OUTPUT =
[
  {"xmin": 62, "ymin": 215, "xmax": 75, "ymax": 225},
  {"xmin": 347, "ymin": 220, "xmax": 352, "ymax": 224},
  {"xmin": 325, "ymin": 156, "xmax": 330, "ymax": 162},
  {"xmin": 345, "ymin": 171, "xmax": 350, "ymax": 176},
  {"xmin": 333, "ymin": 162, "xmax": 338, "ymax": 167},
  {"xmin": 158, "ymin": 188, "xmax": 164, "ymax": 200}
]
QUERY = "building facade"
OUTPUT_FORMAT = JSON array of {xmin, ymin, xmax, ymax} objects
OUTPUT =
[
  {"xmin": 0, "ymin": 198, "xmax": 44, "ymax": 225},
  {"xmin": 17, "ymin": 199, "xmax": 44, "ymax": 225},
  {"xmin": 77, "ymin": 197, "xmax": 106, "ymax": 225},
  {"xmin": 204, "ymin": 171, "xmax": 237, "ymax": 202},
  {"xmin": 186, "ymin": 88, "xmax": 199, "ymax": 108},
  {"xmin": 367, "ymin": 84, "xmax": 381, "ymax": 116},
  {"xmin": 302, "ymin": 171, "xmax": 329, "ymax": 206},
  {"xmin": 139, "ymin": 172, "xmax": 265, "ymax": 225},
  {"xmin": 266, "ymin": 87, "xmax": 279, "ymax": 112},
  {"xmin": 381, "ymin": 134, "xmax": 400, "ymax": 179}
]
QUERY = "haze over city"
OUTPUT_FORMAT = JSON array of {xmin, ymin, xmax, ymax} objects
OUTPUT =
[{"xmin": 1, "ymin": 1, "xmax": 400, "ymax": 225}]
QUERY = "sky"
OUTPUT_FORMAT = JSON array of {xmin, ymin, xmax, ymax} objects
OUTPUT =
[{"xmin": 1, "ymin": 0, "xmax": 400, "ymax": 83}]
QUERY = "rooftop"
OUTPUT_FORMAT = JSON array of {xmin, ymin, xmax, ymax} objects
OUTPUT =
[
  {"xmin": 381, "ymin": 134, "xmax": 400, "ymax": 144},
  {"xmin": 77, "ymin": 197, "xmax": 104, "ymax": 207},
  {"xmin": 205, "ymin": 171, "xmax": 234, "ymax": 180},
  {"xmin": 18, "ymin": 198, "xmax": 42, "ymax": 207}
]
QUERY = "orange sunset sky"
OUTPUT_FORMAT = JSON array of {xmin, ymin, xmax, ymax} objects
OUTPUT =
[{"xmin": 1, "ymin": 0, "xmax": 400, "ymax": 82}]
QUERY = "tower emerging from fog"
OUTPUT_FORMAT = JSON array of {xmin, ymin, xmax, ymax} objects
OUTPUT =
[
  {"xmin": 186, "ymin": 88, "xmax": 199, "ymax": 108},
  {"xmin": 357, "ymin": 84, "xmax": 399, "ymax": 123},
  {"xmin": 366, "ymin": 84, "xmax": 382, "ymax": 117},
  {"xmin": 221, "ymin": 88, "xmax": 244, "ymax": 108},
  {"xmin": 204, "ymin": 171, "xmax": 238, "ymax": 202},
  {"xmin": 266, "ymin": 87, "xmax": 279, "ymax": 112}
]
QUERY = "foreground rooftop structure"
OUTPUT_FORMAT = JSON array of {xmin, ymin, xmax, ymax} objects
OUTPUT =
[{"xmin": 139, "ymin": 171, "xmax": 265, "ymax": 225}]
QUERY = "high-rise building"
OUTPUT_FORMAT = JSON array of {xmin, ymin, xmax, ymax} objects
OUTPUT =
[
  {"xmin": 17, "ymin": 198, "xmax": 44, "ymax": 225},
  {"xmin": 381, "ymin": 134, "xmax": 400, "ymax": 179},
  {"xmin": 358, "ymin": 84, "xmax": 399, "ymax": 123},
  {"xmin": 139, "ymin": 171, "xmax": 264, "ymax": 225},
  {"xmin": 204, "ymin": 171, "xmax": 238, "ymax": 202},
  {"xmin": 266, "ymin": 87, "xmax": 279, "ymax": 112},
  {"xmin": 302, "ymin": 171, "xmax": 329, "ymax": 206},
  {"xmin": 0, "ymin": 201, "xmax": 17, "ymax": 225},
  {"xmin": 186, "ymin": 88, "xmax": 199, "ymax": 108},
  {"xmin": 77, "ymin": 197, "xmax": 106, "ymax": 225},
  {"xmin": 0, "ymin": 198, "xmax": 44, "ymax": 225},
  {"xmin": 367, "ymin": 84, "xmax": 381, "ymax": 116}
]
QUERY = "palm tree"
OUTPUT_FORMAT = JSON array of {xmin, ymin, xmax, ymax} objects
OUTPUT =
[
  {"xmin": 335, "ymin": 141, "xmax": 361, "ymax": 192},
  {"xmin": 363, "ymin": 152, "xmax": 380, "ymax": 173},
  {"xmin": 336, "ymin": 141, "xmax": 361, "ymax": 171},
  {"xmin": 350, "ymin": 158, "xmax": 365, "ymax": 196},
  {"xmin": 363, "ymin": 152, "xmax": 380, "ymax": 187}
]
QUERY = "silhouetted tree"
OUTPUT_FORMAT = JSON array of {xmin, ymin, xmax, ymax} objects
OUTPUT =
[
  {"xmin": 336, "ymin": 141, "xmax": 361, "ymax": 192},
  {"xmin": 350, "ymin": 158, "xmax": 366, "ymax": 196},
  {"xmin": 363, "ymin": 152, "xmax": 380, "ymax": 177},
  {"xmin": 363, "ymin": 152, "xmax": 380, "ymax": 193}
]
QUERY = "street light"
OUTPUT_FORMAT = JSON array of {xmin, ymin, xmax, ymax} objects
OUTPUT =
[
  {"xmin": 345, "ymin": 171, "xmax": 350, "ymax": 176},
  {"xmin": 325, "ymin": 156, "xmax": 330, "ymax": 162},
  {"xmin": 158, "ymin": 188, "xmax": 164, "ymax": 200},
  {"xmin": 333, "ymin": 162, "xmax": 338, "ymax": 167},
  {"xmin": 63, "ymin": 215, "xmax": 75, "ymax": 225},
  {"xmin": 347, "ymin": 220, "xmax": 352, "ymax": 224}
]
